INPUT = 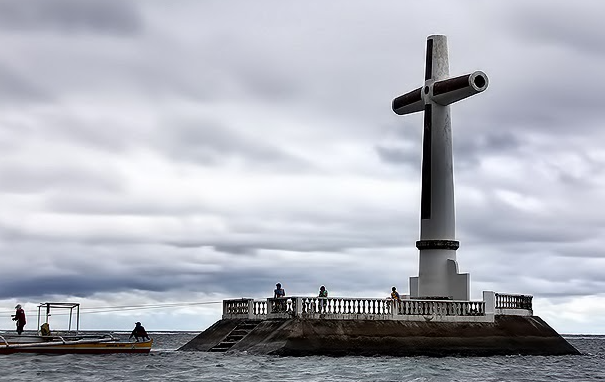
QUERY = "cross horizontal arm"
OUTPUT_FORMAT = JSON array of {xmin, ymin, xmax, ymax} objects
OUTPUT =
[
  {"xmin": 392, "ymin": 87, "xmax": 423, "ymax": 115},
  {"xmin": 431, "ymin": 71, "xmax": 488, "ymax": 106}
]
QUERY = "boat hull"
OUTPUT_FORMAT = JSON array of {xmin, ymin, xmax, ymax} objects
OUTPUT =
[{"xmin": 0, "ymin": 339, "xmax": 153, "ymax": 354}]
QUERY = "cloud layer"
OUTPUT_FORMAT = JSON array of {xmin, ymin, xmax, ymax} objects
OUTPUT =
[{"xmin": 1, "ymin": 0, "xmax": 605, "ymax": 333}]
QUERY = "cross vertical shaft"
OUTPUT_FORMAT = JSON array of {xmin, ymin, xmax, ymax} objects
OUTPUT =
[{"xmin": 392, "ymin": 35, "xmax": 488, "ymax": 300}]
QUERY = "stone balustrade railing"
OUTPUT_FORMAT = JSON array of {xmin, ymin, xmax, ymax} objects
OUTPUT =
[
  {"xmin": 222, "ymin": 291, "xmax": 533, "ymax": 322},
  {"xmin": 395, "ymin": 299, "xmax": 485, "ymax": 316},
  {"xmin": 297, "ymin": 297, "xmax": 392, "ymax": 315},
  {"xmin": 495, "ymin": 293, "xmax": 533, "ymax": 310},
  {"xmin": 494, "ymin": 292, "xmax": 533, "ymax": 316}
]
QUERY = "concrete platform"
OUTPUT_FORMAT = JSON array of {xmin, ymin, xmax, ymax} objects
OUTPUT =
[{"xmin": 179, "ymin": 315, "xmax": 580, "ymax": 356}]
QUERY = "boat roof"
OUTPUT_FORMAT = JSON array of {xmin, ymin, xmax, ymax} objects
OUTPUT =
[{"xmin": 37, "ymin": 302, "xmax": 80, "ymax": 309}]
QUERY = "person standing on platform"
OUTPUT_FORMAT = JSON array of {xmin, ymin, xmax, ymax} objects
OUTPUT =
[
  {"xmin": 318, "ymin": 285, "xmax": 328, "ymax": 312},
  {"xmin": 274, "ymin": 283, "xmax": 285, "ymax": 298},
  {"xmin": 318, "ymin": 285, "xmax": 328, "ymax": 298},
  {"xmin": 274, "ymin": 283, "xmax": 286, "ymax": 312},
  {"xmin": 12, "ymin": 304, "xmax": 26, "ymax": 335}
]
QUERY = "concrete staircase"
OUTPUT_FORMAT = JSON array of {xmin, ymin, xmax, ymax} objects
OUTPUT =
[{"xmin": 208, "ymin": 320, "xmax": 261, "ymax": 352}]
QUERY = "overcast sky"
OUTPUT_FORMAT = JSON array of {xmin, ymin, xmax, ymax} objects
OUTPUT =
[{"xmin": 1, "ymin": 0, "xmax": 604, "ymax": 334}]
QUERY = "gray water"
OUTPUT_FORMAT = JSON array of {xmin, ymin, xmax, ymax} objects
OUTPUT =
[{"xmin": 0, "ymin": 333, "xmax": 603, "ymax": 381}]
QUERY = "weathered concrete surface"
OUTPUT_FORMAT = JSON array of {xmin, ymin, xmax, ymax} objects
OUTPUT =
[
  {"xmin": 178, "ymin": 319, "xmax": 240, "ymax": 351},
  {"xmin": 179, "ymin": 316, "xmax": 580, "ymax": 356}
]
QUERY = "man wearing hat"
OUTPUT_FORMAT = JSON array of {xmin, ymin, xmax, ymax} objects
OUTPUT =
[
  {"xmin": 129, "ymin": 321, "xmax": 150, "ymax": 342},
  {"xmin": 12, "ymin": 304, "xmax": 26, "ymax": 335}
]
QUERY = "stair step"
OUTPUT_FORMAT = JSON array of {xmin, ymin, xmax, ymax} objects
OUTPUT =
[
  {"xmin": 208, "ymin": 348, "xmax": 228, "ymax": 352},
  {"xmin": 210, "ymin": 343, "xmax": 235, "ymax": 350},
  {"xmin": 207, "ymin": 321, "xmax": 262, "ymax": 352}
]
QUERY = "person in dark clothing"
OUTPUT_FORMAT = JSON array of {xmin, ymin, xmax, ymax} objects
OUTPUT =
[
  {"xmin": 391, "ymin": 286, "xmax": 401, "ymax": 301},
  {"xmin": 12, "ymin": 304, "xmax": 26, "ymax": 335},
  {"xmin": 318, "ymin": 285, "xmax": 328, "ymax": 312},
  {"xmin": 273, "ymin": 283, "xmax": 286, "ymax": 312},
  {"xmin": 274, "ymin": 283, "xmax": 286, "ymax": 298},
  {"xmin": 129, "ymin": 322, "xmax": 150, "ymax": 342}
]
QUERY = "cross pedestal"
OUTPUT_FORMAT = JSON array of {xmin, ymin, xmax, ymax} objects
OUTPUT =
[{"xmin": 392, "ymin": 35, "xmax": 488, "ymax": 300}]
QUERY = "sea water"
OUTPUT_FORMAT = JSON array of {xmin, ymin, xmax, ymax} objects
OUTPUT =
[{"xmin": 0, "ymin": 333, "xmax": 603, "ymax": 381}]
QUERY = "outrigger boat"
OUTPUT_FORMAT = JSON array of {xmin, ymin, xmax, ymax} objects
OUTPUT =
[{"xmin": 0, "ymin": 302, "xmax": 152, "ymax": 354}]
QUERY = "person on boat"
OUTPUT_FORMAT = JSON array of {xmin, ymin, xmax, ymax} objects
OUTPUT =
[
  {"xmin": 12, "ymin": 304, "xmax": 26, "ymax": 335},
  {"xmin": 129, "ymin": 322, "xmax": 150, "ymax": 342},
  {"xmin": 40, "ymin": 322, "xmax": 51, "ymax": 336},
  {"xmin": 40, "ymin": 322, "xmax": 52, "ymax": 341}
]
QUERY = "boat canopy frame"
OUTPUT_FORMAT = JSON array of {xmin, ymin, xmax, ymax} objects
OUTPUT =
[{"xmin": 36, "ymin": 302, "xmax": 80, "ymax": 335}]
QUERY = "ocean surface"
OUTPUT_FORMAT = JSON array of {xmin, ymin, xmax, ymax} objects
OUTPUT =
[{"xmin": 0, "ymin": 332, "xmax": 603, "ymax": 381}]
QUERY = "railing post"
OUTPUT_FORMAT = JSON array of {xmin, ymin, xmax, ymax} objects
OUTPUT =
[
  {"xmin": 483, "ymin": 290, "xmax": 495, "ymax": 321},
  {"xmin": 248, "ymin": 299, "xmax": 255, "ymax": 320},
  {"xmin": 295, "ymin": 297, "xmax": 303, "ymax": 317}
]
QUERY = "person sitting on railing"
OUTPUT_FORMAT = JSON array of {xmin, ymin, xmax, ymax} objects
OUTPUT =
[
  {"xmin": 390, "ymin": 287, "xmax": 402, "ymax": 314},
  {"xmin": 318, "ymin": 285, "xmax": 328, "ymax": 312},
  {"xmin": 274, "ymin": 283, "xmax": 286, "ymax": 312},
  {"xmin": 391, "ymin": 287, "xmax": 401, "ymax": 301}
]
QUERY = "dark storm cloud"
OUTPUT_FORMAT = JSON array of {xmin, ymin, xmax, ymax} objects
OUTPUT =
[
  {"xmin": 454, "ymin": 130, "xmax": 522, "ymax": 171},
  {"xmin": 0, "ymin": 0, "xmax": 142, "ymax": 35},
  {"xmin": 0, "ymin": 238, "xmax": 402, "ymax": 301},
  {"xmin": 0, "ymin": 63, "xmax": 50, "ymax": 102},
  {"xmin": 374, "ymin": 121, "xmax": 422, "ymax": 168},
  {"xmin": 158, "ymin": 117, "xmax": 310, "ymax": 169},
  {"xmin": 0, "ymin": 272, "xmax": 195, "ymax": 299},
  {"xmin": 484, "ymin": 3, "xmax": 605, "ymax": 139},
  {"xmin": 375, "ymin": 146, "xmax": 418, "ymax": 167},
  {"xmin": 504, "ymin": 1, "xmax": 605, "ymax": 57}
]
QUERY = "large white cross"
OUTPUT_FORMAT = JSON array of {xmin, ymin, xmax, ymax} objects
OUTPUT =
[{"xmin": 392, "ymin": 35, "xmax": 488, "ymax": 300}]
